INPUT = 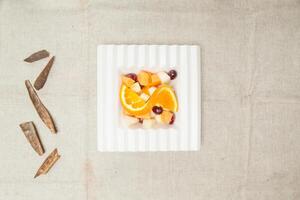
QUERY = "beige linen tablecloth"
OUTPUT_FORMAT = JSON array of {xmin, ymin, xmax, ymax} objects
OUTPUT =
[{"xmin": 0, "ymin": 0, "xmax": 299, "ymax": 199}]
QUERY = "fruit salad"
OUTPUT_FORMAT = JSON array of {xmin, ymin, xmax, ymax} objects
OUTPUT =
[{"xmin": 120, "ymin": 69, "xmax": 178, "ymax": 128}]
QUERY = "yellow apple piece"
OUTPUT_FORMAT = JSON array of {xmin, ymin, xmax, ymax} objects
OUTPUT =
[
  {"xmin": 122, "ymin": 76, "xmax": 135, "ymax": 87},
  {"xmin": 150, "ymin": 74, "xmax": 161, "ymax": 86},
  {"xmin": 137, "ymin": 71, "xmax": 151, "ymax": 86},
  {"xmin": 143, "ymin": 119, "xmax": 156, "ymax": 129},
  {"xmin": 156, "ymin": 110, "xmax": 173, "ymax": 124}
]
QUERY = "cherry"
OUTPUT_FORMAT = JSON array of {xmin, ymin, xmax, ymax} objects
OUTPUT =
[
  {"xmin": 169, "ymin": 114, "xmax": 175, "ymax": 125},
  {"xmin": 125, "ymin": 73, "xmax": 138, "ymax": 82},
  {"xmin": 152, "ymin": 106, "xmax": 163, "ymax": 115},
  {"xmin": 168, "ymin": 70, "xmax": 177, "ymax": 80}
]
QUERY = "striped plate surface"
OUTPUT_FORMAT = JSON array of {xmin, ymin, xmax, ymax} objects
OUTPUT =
[{"xmin": 97, "ymin": 45, "xmax": 200, "ymax": 152}]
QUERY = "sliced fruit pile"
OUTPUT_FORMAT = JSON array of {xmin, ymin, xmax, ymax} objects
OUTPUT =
[{"xmin": 120, "ymin": 69, "xmax": 178, "ymax": 128}]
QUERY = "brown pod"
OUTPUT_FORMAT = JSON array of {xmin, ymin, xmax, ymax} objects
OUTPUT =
[
  {"xmin": 34, "ymin": 56, "xmax": 55, "ymax": 90},
  {"xmin": 19, "ymin": 121, "xmax": 44, "ymax": 156},
  {"xmin": 24, "ymin": 50, "xmax": 50, "ymax": 63},
  {"xmin": 34, "ymin": 148, "xmax": 60, "ymax": 178},
  {"xmin": 25, "ymin": 80, "xmax": 57, "ymax": 133}
]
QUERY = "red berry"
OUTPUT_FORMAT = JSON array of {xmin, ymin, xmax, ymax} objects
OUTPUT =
[
  {"xmin": 152, "ymin": 106, "xmax": 163, "ymax": 114},
  {"xmin": 125, "ymin": 73, "xmax": 138, "ymax": 82},
  {"xmin": 169, "ymin": 114, "xmax": 175, "ymax": 125},
  {"xmin": 168, "ymin": 70, "xmax": 177, "ymax": 80}
]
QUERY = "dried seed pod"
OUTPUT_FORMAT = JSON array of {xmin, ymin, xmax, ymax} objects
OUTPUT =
[
  {"xmin": 25, "ymin": 80, "xmax": 57, "ymax": 133},
  {"xmin": 34, "ymin": 56, "xmax": 55, "ymax": 90},
  {"xmin": 19, "ymin": 121, "xmax": 44, "ymax": 156},
  {"xmin": 24, "ymin": 50, "xmax": 50, "ymax": 63},
  {"xmin": 34, "ymin": 148, "xmax": 60, "ymax": 178}
]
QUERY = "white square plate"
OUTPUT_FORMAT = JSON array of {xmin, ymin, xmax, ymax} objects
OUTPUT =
[{"xmin": 97, "ymin": 45, "xmax": 201, "ymax": 152}]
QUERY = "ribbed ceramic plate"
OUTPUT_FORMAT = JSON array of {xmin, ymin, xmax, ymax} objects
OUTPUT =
[{"xmin": 97, "ymin": 45, "xmax": 200, "ymax": 152}]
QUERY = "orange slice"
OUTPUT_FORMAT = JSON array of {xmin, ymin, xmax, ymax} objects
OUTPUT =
[
  {"xmin": 153, "ymin": 85, "xmax": 178, "ymax": 112},
  {"xmin": 120, "ymin": 84, "xmax": 150, "ymax": 115},
  {"xmin": 120, "ymin": 84, "xmax": 178, "ymax": 116}
]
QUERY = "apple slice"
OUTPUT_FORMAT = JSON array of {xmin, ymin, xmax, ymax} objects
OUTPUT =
[
  {"xmin": 157, "ymin": 72, "xmax": 170, "ymax": 83},
  {"xmin": 122, "ymin": 115, "xmax": 139, "ymax": 127},
  {"xmin": 143, "ymin": 119, "xmax": 156, "ymax": 129},
  {"xmin": 140, "ymin": 93, "xmax": 150, "ymax": 102},
  {"xmin": 130, "ymin": 82, "xmax": 141, "ymax": 93},
  {"xmin": 155, "ymin": 115, "xmax": 163, "ymax": 124},
  {"xmin": 148, "ymin": 86, "xmax": 157, "ymax": 95}
]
